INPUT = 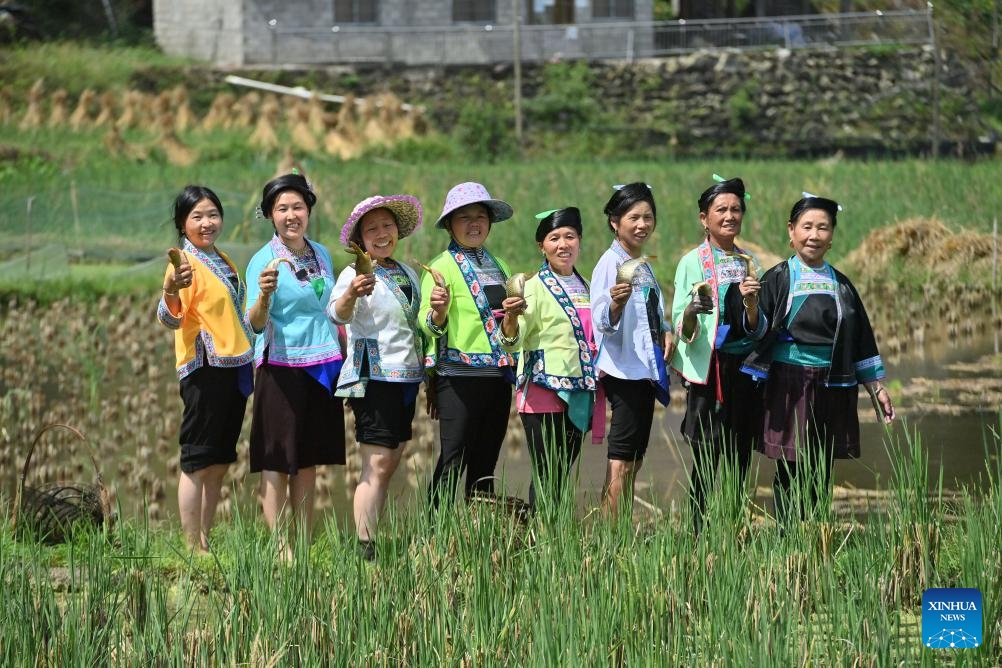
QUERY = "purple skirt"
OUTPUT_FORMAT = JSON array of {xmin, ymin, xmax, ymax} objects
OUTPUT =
[{"xmin": 760, "ymin": 362, "xmax": 860, "ymax": 462}]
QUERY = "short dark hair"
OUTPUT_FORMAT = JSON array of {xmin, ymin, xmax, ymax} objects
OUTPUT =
[
  {"xmin": 698, "ymin": 177, "xmax": 747, "ymax": 214},
  {"xmin": 789, "ymin": 196, "xmax": 839, "ymax": 228},
  {"xmin": 603, "ymin": 183, "xmax": 656, "ymax": 234},
  {"xmin": 172, "ymin": 185, "xmax": 223, "ymax": 241},
  {"xmin": 535, "ymin": 207, "xmax": 582, "ymax": 243},
  {"xmin": 260, "ymin": 173, "xmax": 318, "ymax": 219}
]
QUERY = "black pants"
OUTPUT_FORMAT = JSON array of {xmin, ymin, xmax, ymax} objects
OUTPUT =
[
  {"xmin": 429, "ymin": 375, "xmax": 512, "ymax": 509},
  {"xmin": 520, "ymin": 411, "xmax": 582, "ymax": 511},
  {"xmin": 773, "ymin": 450, "xmax": 834, "ymax": 529}
]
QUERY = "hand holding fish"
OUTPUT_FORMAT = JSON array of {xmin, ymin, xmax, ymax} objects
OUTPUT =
[{"xmin": 164, "ymin": 247, "xmax": 192, "ymax": 295}]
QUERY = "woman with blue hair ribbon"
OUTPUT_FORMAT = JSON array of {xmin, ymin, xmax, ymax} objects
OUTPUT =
[
  {"xmin": 670, "ymin": 175, "xmax": 764, "ymax": 536},
  {"xmin": 742, "ymin": 193, "xmax": 895, "ymax": 530},
  {"xmin": 590, "ymin": 182, "xmax": 674, "ymax": 518}
]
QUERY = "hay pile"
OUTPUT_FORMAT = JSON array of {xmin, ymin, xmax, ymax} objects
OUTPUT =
[{"xmin": 843, "ymin": 218, "xmax": 998, "ymax": 280}]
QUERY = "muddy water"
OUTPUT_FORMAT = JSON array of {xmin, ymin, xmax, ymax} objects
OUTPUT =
[
  {"xmin": 485, "ymin": 332, "xmax": 1001, "ymax": 513},
  {"xmin": 3, "ymin": 295, "xmax": 997, "ymax": 525}
]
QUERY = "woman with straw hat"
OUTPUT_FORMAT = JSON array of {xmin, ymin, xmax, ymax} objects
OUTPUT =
[
  {"xmin": 741, "ymin": 193, "xmax": 896, "ymax": 530},
  {"xmin": 670, "ymin": 175, "xmax": 764, "ymax": 536},
  {"xmin": 499, "ymin": 207, "xmax": 598, "ymax": 516},
  {"xmin": 329, "ymin": 194, "xmax": 425, "ymax": 561},
  {"xmin": 418, "ymin": 182, "xmax": 516, "ymax": 510},
  {"xmin": 245, "ymin": 171, "xmax": 344, "ymax": 559},
  {"xmin": 158, "ymin": 185, "xmax": 254, "ymax": 553}
]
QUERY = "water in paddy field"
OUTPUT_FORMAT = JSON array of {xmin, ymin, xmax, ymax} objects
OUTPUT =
[{"xmin": 3, "ymin": 323, "xmax": 997, "ymax": 526}]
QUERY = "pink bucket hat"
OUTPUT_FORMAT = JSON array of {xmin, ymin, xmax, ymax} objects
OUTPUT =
[
  {"xmin": 341, "ymin": 194, "xmax": 423, "ymax": 245},
  {"xmin": 434, "ymin": 182, "xmax": 514, "ymax": 229}
]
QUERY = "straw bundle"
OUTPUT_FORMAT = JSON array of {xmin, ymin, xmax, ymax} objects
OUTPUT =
[
  {"xmin": 93, "ymin": 91, "xmax": 117, "ymax": 127},
  {"xmin": 360, "ymin": 97, "xmax": 387, "ymax": 146},
  {"xmin": 115, "ymin": 90, "xmax": 143, "ymax": 130},
  {"xmin": 248, "ymin": 96, "xmax": 280, "ymax": 150},
  {"xmin": 47, "ymin": 89, "xmax": 68, "ymax": 128},
  {"xmin": 307, "ymin": 95, "xmax": 330, "ymax": 135},
  {"xmin": 843, "ymin": 218, "xmax": 996, "ymax": 280},
  {"xmin": 287, "ymin": 102, "xmax": 317, "ymax": 153},
  {"xmin": 156, "ymin": 113, "xmax": 197, "ymax": 167},
  {"xmin": 170, "ymin": 85, "xmax": 194, "ymax": 132},
  {"xmin": 69, "ymin": 89, "xmax": 96, "ymax": 131},
  {"xmin": 18, "ymin": 78, "xmax": 45, "ymax": 130},
  {"xmin": 103, "ymin": 124, "xmax": 148, "ymax": 162},
  {"xmin": 201, "ymin": 92, "xmax": 235, "ymax": 131},
  {"xmin": 231, "ymin": 92, "xmax": 260, "ymax": 129}
]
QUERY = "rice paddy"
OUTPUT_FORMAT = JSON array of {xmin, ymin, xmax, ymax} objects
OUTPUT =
[{"xmin": 1, "ymin": 43, "xmax": 1000, "ymax": 665}]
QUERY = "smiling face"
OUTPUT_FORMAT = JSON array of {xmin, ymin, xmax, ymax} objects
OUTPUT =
[
  {"xmin": 183, "ymin": 198, "xmax": 223, "ymax": 252},
  {"xmin": 700, "ymin": 192, "xmax": 744, "ymax": 250},
  {"xmin": 611, "ymin": 201, "xmax": 655, "ymax": 257},
  {"xmin": 788, "ymin": 207, "xmax": 834, "ymax": 267},
  {"xmin": 539, "ymin": 227, "xmax": 581, "ymax": 276},
  {"xmin": 270, "ymin": 190, "xmax": 310, "ymax": 249},
  {"xmin": 358, "ymin": 208, "xmax": 399, "ymax": 263},
  {"xmin": 446, "ymin": 203, "xmax": 491, "ymax": 249}
]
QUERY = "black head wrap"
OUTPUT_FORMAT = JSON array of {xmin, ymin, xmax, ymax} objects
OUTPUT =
[
  {"xmin": 790, "ymin": 196, "xmax": 839, "ymax": 228},
  {"xmin": 698, "ymin": 177, "xmax": 747, "ymax": 214},
  {"xmin": 259, "ymin": 172, "xmax": 318, "ymax": 219},
  {"xmin": 535, "ymin": 207, "xmax": 582, "ymax": 243}
]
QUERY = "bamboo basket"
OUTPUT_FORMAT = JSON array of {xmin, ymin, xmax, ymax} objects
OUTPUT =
[{"xmin": 12, "ymin": 424, "xmax": 113, "ymax": 544}]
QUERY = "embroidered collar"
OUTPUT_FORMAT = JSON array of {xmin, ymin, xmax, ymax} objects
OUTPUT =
[
  {"xmin": 447, "ymin": 240, "xmax": 513, "ymax": 368},
  {"xmin": 537, "ymin": 261, "xmax": 596, "ymax": 391}
]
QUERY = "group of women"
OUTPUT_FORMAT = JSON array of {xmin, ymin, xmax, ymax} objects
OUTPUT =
[{"xmin": 157, "ymin": 172, "xmax": 896, "ymax": 557}]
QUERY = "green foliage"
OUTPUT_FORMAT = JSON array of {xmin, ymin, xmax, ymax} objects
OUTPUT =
[
  {"xmin": 455, "ymin": 95, "xmax": 516, "ymax": 162},
  {"xmin": 524, "ymin": 61, "xmax": 599, "ymax": 130},
  {"xmin": 0, "ymin": 42, "xmax": 190, "ymax": 96}
]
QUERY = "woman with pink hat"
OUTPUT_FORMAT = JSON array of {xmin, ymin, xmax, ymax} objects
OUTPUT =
[
  {"xmin": 328, "ymin": 194, "xmax": 425, "ymax": 561},
  {"xmin": 418, "ymin": 182, "xmax": 517, "ymax": 510}
]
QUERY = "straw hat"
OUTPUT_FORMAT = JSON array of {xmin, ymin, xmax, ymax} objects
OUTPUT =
[
  {"xmin": 434, "ymin": 182, "xmax": 513, "ymax": 229},
  {"xmin": 341, "ymin": 194, "xmax": 423, "ymax": 245}
]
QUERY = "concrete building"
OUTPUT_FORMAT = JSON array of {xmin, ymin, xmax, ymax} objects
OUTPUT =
[{"xmin": 154, "ymin": 0, "xmax": 655, "ymax": 67}]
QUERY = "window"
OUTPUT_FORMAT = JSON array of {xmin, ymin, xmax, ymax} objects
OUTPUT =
[
  {"xmin": 454, "ymin": 0, "xmax": 496, "ymax": 22},
  {"xmin": 334, "ymin": 0, "xmax": 377, "ymax": 23},
  {"xmin": 593, "ymin": 0, "xmax": 634, "ymax": 19},
  {"xmin": 529, "ymin": 0, "xmax": 575, "ymax": 24}
]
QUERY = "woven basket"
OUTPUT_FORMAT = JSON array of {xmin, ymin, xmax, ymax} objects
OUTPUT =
[{"xmin": 12, "ymin": 424, "xmax": 112, "ymax": 544}]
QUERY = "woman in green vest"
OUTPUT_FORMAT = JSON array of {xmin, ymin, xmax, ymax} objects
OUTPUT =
[{"xmin": 500, "ymin": 207, "xmax": 597, "ymax": 515}]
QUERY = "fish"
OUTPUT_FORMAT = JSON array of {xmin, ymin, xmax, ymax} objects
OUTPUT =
[
  {"xmin": 616, "ymin": 255, "xmax": 657, "ymax": 285},
  {"xmin": 505, "ymin": 272, "xmax": 534, "ymax": 298},
  {"xmin": 167, "ymin": 247, "xmax": 184, "ymax": 270},
  {"xmin": 691, "ymin": 281, "xmax": 713, "ymax": 298},
  {"xmin": 727, "ymin": 251, "xmax": 757, "ymax": 280},
  {"xmin": 416, "ymin": 260, "xmax": 446, "ymax": 289},
  {"xmin": 345, "ymin": 241, "xmax": 373, "ymax": 275},
  {"xmin": 266, "ymin": 257, "xmax": 297, "ymax": 273}
]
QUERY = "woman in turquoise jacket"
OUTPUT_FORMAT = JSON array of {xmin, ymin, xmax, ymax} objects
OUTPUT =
[
  {"xmin": 501, "ymin": 207, "xmax": 597, "ymax": 514},
  {"xmin": 670, "ymin": 176, "xmax": 764, "ymax": 535}
]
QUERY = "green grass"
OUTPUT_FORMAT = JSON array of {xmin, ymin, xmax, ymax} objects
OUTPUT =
[
  {"xmin": 1, "ymin": 133, "xmax": 1000, "ymax": 294},
  {"xmin": 0, "ymin": 42, "xmax": 194, "ymax": 96},
  {"xmin": 1, "ymin": 423, "xmax": 999, "ymax": 665}
]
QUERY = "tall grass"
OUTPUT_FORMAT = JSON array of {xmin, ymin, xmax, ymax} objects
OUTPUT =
[
  {"xmin": 1, "ymin": 424, "xmax": 999, "ymax": 665},
  {"xmin": 1, "ymin": 151, "xmax": 1000, "ymax": 288}
]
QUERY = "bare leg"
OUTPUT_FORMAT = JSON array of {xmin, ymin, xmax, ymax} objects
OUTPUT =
[
  {"xmin": 260, "ymin": 470, "xmax": 289, "ymax": 530},
  {"xmin": 288, "ymin": 467, "xmax": 318, "ymax": 545},
  {"xmin": 602, "ymin": 459, "xmax": 642, "ymax": 518},
  {"xmin": 197, "ymin": 464, "xmax": 228, "ymax": 550},
  {"xmin": 178, "ymin": 471, "xmax": 204, "ymax": 552},
  {"xmin": 353, "ymin": 444, "xmax": 405, "ymax": 542}
]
